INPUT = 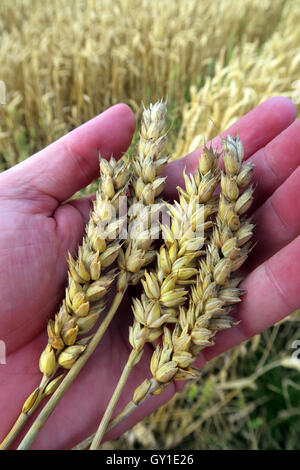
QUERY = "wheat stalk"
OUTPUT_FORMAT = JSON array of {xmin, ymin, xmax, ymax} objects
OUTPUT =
[
  {"xmin": 125, "ymin": 134, "xmax": 255, "ymax": 409},
  {"xmin": 12, "ymin": 101, "xmax": 170, "ymax": 450},
  {"xmin": 89, "ymin": 145, "xmax": 221, "ymax": 449},
  {"xmin": 78, "ymin": 134, "xmax": 255, "ymax": 450},
  {"xmin": 0, "ymin": 156, "xmax": 130, "ymax": 450}
]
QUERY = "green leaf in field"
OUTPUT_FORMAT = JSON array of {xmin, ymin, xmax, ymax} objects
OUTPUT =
[
  {"xmin": 249, "ymin": 417, "xmax": 263, "ymax": 430},
  {"xmin": 29, "ymin": 127, "xmax": 36, "ymax": 139},
  {"xmin": 170, "ymin": 67, "xmax": 178, "ymax": 81},
  {"xmin": 199, "ymin": 379, "xmax": 215, "ymax": 406},
  {"xmin": 187, "ymin": 383, "xmax": 198, "ymax": 402}
]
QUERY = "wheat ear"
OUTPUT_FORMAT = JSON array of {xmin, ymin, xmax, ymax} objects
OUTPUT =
[
  {"xmin": 78, "ymin": 134, "xmax": 255, "ymax": 450},
  {"xmin": 112, "ymin": 101, "xmax": 170, "ymax": 305},
  {"xmin": 1, "ymin": 156, "xmax": 130, "ymax": 450},
  {"xmin": 14, "ymin": 101, "xmax": 169, "ymax": 450},
  {"xmin": 89, "ymin": 145, "xmax": 221, "ymax": 449},
  {"xmin": 127, "ymin": 135, "xmax": 255, "ymax": 394}
]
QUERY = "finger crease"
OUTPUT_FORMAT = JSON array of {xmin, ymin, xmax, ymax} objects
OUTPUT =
[
  {"xmin": 62, "ymin": 140, "xmax": 95, "ymax": 190},
  {"xmin": 262, "ymin": 144, "xmax": 281, "ymax": 183},
  {"xmin": 268, "ymin": 196, "xmax": 295, "ymax": 240},
  {"xmin": 264, "ymin": 259, "xmax": 293, "ymax": 312}
]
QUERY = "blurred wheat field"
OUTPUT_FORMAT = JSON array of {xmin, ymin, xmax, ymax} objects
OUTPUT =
[
  {"xmin": 0, "ymin": 0, "xmax": 300, "ymax": 450},
  {"xmin": 0, "ymin": 0, "xmax": 293, "ymax": 168}
]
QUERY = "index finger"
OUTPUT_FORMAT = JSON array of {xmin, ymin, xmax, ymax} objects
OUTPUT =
[{"xmin": 0, "ymin": 104, "xmax": 136, "ymax": 208}]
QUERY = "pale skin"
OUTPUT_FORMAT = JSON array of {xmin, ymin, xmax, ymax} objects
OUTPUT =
[{"xmin": 0, "ymin": 97, "xmax": 299, "ymax": 449}]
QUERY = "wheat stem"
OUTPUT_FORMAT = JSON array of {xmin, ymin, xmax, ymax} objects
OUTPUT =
[
  {"xmin": 1, "ymin": 156, "xmax": 131, "ymax": 450},
  {"xmin": 6, "ymin": 101, "xmax": 169, "ymax": 450},
  {"xmin": 90, "ymin": 143, "xmax": 220, "ymax": 447},
  {"xmin": 90, "ymin": 348, "xmax": 140, "ymax": 450},
  {"xmin": 77, "ymin": 134, "xmax": 255, "ymax": 451},
  {"xmin": 0, "ymin": 369, "xmax": 63, "ymax": 450},
  {"xmin": 73, "ymin": 379, "xmax": 159, "ymax": 450},
  {"xmin": 0, "ymin": 414, "xmax": 28, "ymax": 450},
  {"xmin": 84, "ymin": 101, "xmax": 170, "ymax": 448}
]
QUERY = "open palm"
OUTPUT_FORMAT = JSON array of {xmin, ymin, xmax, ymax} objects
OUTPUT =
[{"xmin": 0, "ymin": 98, "xmax": 299, "ymax": 449}]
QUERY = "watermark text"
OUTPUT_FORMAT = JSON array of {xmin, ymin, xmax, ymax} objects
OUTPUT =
[{"xmin": 0, "ymin": 340, "xmax": 6, "ymax": 364}]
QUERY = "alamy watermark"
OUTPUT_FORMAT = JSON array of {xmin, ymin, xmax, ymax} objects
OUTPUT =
[
  {"xmin": 291, "ymin": 339, "xmax": 300, "ymax": 363},
  {"xmin": 0, "ymin": 340, "xmax": 6, "ymax": 364},
  {"xmin": 0, "ymin": 80, "xmax": 6, "ymax": 104},
  {"xmin": 94, "ymin": 197, "xmax": 206, "ymax": 242}
]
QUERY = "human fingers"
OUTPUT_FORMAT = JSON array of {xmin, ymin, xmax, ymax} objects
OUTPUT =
[
  {"xmin": 0, "ymin": 104, "xmax": 136, "ymax": 211},
  {"xmin": 163, "ymin": 97, "xmax": 297, "ymax": 199}
]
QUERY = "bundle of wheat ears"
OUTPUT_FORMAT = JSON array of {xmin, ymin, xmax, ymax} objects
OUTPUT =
[{"xmin": 0, "ymin": 101, "xmax": 255, "ymax": 450}]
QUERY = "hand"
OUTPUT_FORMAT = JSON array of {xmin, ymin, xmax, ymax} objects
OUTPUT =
[{"xmin": 0, "ymin": 97, "xmax": 298, "ymax": 449}]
